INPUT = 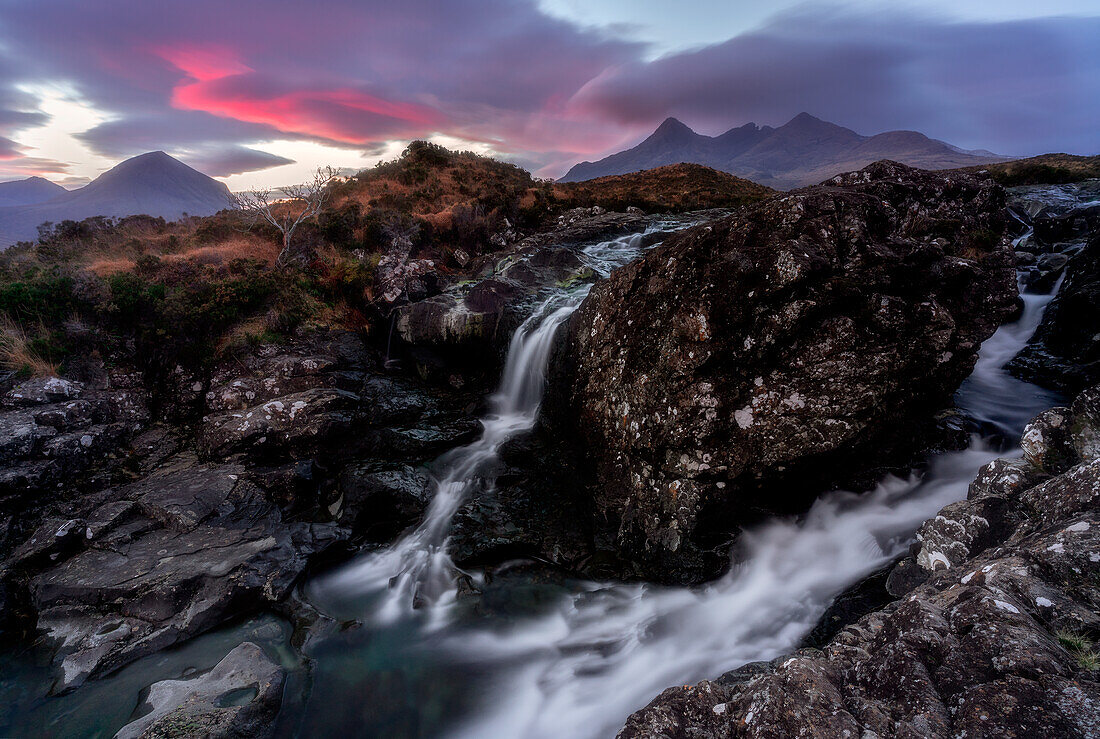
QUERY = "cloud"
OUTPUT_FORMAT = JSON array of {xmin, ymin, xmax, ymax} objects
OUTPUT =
[
  {"xmin": 0, "ymin": 0, "xmax": 641, "ymax": 168},
  {"xmin": 0, "ymin": 1, "xmax": 1096, "ymax": 182},
  {"xmin": 568, "ymin": 8, "xmax": 1100, "ymax": 156},
  {"xmin": 177, "ymin": 145, "xmax": 296, "ymax": 178}
]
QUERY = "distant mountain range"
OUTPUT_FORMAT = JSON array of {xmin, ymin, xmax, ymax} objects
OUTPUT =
[
  {"xmin": 0, "ymin": 151, "xmax": 234, "ymax": 247},
  {"xmin": 560, "ymin": 113, "xmax": 1008, "ymax": 189}
]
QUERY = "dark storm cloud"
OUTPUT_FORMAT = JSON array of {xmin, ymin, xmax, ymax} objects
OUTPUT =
[{"xmin": 570, "ymin": 8, "xmax": 1100, "ymax": 155}]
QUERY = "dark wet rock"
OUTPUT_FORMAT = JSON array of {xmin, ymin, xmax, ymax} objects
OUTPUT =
[
  {"xmin": 560, "ymin": 161, "xmax": 1017, "ymax": 582},
  {"xmin": 1021, "ymin": 407, "xmax": 1079, "ymax": 474},
  {"xmin": 200, "ymin": 387, "xmax": 359, "ymax": 460},
  {"xmin": 885, "ymin": 557, "xmax": 930, "ymax": 598},
  {"xmin": 448, "ymin": 429, "xmax": 603, "ymax": 573},
  {"xmin": 801, "ymin": 560, "xmax": 896, "ymax": 648},
  {"xmin": 114, "ymin": 641, "xmax": 284, "ymax": 739},
  {"xmin": 1014, "ymin": 250, "xmax": 1037, "ymax": 266},
  {"xmin": 0, "ymin": 377, "xmax": 150, "ymax": 501},
  {"xmin": 391, "ymin": 210, "xmax": 652, "ymax": 366},
  {"xmin": 337, "ymin": 463, "xmax": 431, "ymax": 540},
  {"xmin": 619, "ymin": 387, "xmax": 1100, "ymax": 739},
  {"xmin": 26, "ymin": 457, "xmax": 345, "ymax": 689},
  {"xmin": 1010, "ymin": 231, "xmax": 1100, "ymax": 394}
]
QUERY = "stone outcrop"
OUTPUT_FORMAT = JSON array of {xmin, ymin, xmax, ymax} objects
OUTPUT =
[
  {"xmin": 114, "ymin": 642, "xmax": 284, "ymax": 739},
  {"xmin": 0, "ymin": 375, "xmax": 149, "ymax": 500},
  {"xmin": 199, "ymin": 330, "xmax": 371, "ymax": 461},
  {"xmin": 391, "ymin": 209, "xmax": 652, "ymax": 362},
  {"xmin": 1010, "ymin": 230, "xmax": 1100, "ymax": 395},
  {"xmin": 27, "ymin": 456, "xmax": 343, "ymax": 691},
  {"xmin": 559, "ymin": 161, "xmax": 1018, "ymax": 582},
  {"xmin": 619, "ymin": 386, "xmax": 1100, "ymax": 738}
]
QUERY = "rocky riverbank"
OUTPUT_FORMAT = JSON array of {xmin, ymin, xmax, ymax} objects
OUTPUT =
[
  {"xmin": 619, "ymin": 385, "xmax": 1100, "ymax": 738},
  {"xmin": 0, "ymin": 162, "xmax": 1097, "ymax": 739}
]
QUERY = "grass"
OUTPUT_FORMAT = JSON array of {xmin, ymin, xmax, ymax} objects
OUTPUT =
[
  {"xmin": 0, "ymin": 316, "xmax": 58, "ymax": 377},
  {"xmin": 1056, "ymin": 629, "xmax": 1100, "ymax": 671}
]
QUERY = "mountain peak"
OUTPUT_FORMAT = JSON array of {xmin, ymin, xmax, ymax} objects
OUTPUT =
[{"xmin": 649, "ymin": 117, "xmax": 697, "ymax": 141}]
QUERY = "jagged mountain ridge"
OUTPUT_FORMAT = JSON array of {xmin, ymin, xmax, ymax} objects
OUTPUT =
[
  {"xmin": 560, "ymin": 112, "xmax": 1008, "ymax": 189},
  {"xmin": 0, "ymin": 151, "xmax": 234, "ymax": 247}
]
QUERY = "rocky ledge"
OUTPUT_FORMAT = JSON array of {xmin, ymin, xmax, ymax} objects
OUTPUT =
[
  {"xmin": 619, "ymin": 385, "xmax": 1100, "ymax": 738},
  {"xmin": 555, "ymin": 161, "xmax": 1018, "ymax": 583},
  {"xmin": 1008, "ymin": 180, "xmax": 1100, "ymax": 395}
]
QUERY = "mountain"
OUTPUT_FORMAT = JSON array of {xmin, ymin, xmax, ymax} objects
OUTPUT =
[
  {"xmin": 560, "ymin": 113, "xmax": 1008, "ymax": 189},
  {"xmin": 0, "ymin": 151, "xmax": 234, "ymax": 247},
  {"xmin": 0, "ymin": 176, "xmax": 67, "ymax": 207}
]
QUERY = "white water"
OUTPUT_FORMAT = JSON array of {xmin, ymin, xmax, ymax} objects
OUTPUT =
[
  {"xmin": 312, "ymin": 222, "xmax": 1061, "ymax": 739},
  {"xmin": 314, "ymin": 230, "xmax": 650, "ymax": 625}
]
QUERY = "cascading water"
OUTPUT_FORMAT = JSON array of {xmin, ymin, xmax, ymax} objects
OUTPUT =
[
  {"xmin": 305, "ymin": 220, "xmax": 1062, "ymax": 739},
  {"xmin": 313, "ymin": 229, "xmax": 650, "ymax": 625}
]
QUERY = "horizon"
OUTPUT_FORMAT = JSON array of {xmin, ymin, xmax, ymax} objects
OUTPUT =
[{"xmin": 0, "ymin": 0, "xmax": 1097, "ymax": 190}]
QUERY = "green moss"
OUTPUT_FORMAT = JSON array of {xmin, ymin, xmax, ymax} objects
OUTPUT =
[{"xmin": 1057, "ymin": 630, "xmax": 1100, "ymax": 671}]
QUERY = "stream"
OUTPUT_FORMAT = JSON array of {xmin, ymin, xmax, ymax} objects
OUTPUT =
[
  {"xmin": 0, "ymin": 218, "xmax": 1063, "ymax": 739},
  {"xmin": 298, "ymin": 225, "xmax": 1062, "ymax": 738}
]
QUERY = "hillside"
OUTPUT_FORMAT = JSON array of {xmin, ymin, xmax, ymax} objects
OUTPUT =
[
  {"xmin": 552, "ymin": 163, "xmax": 774, "ymax": 211},
  {"xmin": 952, "ymin": 153, "xmax": 1100, "ymax": 186},
  {"xmin": 0, "ymin": 176, "xmax": 67, "ymax": 207},
  {"xmin": 561, "ymin": 113, "xmax": 1007, "ymax": 189},
  {"xmin": 0, "ymin": 152, "xmax": 233, "ymax": 247}
]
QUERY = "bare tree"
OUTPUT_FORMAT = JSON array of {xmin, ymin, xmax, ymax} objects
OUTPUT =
[{"xmin": 233, "ymin": 166, "xmax": 341, "ymax": 268}]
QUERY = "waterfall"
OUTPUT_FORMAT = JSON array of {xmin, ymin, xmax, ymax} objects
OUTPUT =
[{"xmin": 317, "ymin": 296, "xmax": 584, "ymax": 623}]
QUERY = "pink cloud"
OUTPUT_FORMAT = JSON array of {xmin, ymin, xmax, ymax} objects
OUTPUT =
[{"xmin": 159, "ymin": 45, "xmax": 444, "ymax": 145}]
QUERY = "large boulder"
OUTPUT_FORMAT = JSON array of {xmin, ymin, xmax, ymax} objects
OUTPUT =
[
  {"xmin": 559, "ymin": 161, "xmax": 1017, "ymax": 582},
  {"xmin": 1009, "ymin": 230, "xmax": 1100, "ymax": 394},
  {"xmin": 620, "ymin": 388, "xmax": 1100, "ymax": 739}
]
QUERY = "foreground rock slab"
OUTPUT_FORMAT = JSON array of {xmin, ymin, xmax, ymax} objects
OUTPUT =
[
  {"xmin": 115, "ymin": 642, "xmax": 283, "ymax": 739},
  {"xmin": 560, "ymin": 161, "xmax": 1018, "ymax": 582}
]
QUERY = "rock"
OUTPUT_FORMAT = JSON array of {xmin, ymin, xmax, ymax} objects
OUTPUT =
[
  {"xmin": 337, "ymin": 463, "xmax": 431, "ymax": 539},
  {"xmin": 200, "ymin": 388, "xmax": 359, "ymax": 460},
  {"xmin": 1071, "ymin": 385, "xmax": 1100, "ymax": 462},
  {"xmin": 913, "ymin": 496, "xmax": 1011, "ymax": 573},
  {"xmin": 560, "ymin": 161, "xmax": 1017, "ymax": 582},
  {"xmin": 391, "ymin": 209, "xmax": 653, "ymax": 369},
  {"xmin": 1020, "ymin": 407, "xmax": 1079, "ymax": 473},
  {"xmin": 619, "ymin": 387, "xmax": 1100, "ymax": 738},
  {"xmin": 2, "ymin": 377, "xmax": 83, "ymax": 407},
  {"xmin": 29, "ymin": 458, "xmax": 345, "ymax": 684},
  {"xmin": 0, "ymin": 382, "xmax": 150, "ymax": 500},
  {"xmin": 967, "ymin": 457, "xmax": 1049, "ymax": 501},
  {"xmin": 1014, "ymin": 250, "xmax": 1037, "ymax": 266},
  {"xmin": 801, "ymin": 561, "xmax": 896, "ymax": 648},
  {"xmin": 205, "ymin": 330, "xmax": 369, "ymax": 414},
  {"xmin": 1009, "ymin": 231, "xmax": 1100, "ymax": 394},
  {"xmin": 114, "ymin": 642, "xmax": 284, "ymax": 739}
]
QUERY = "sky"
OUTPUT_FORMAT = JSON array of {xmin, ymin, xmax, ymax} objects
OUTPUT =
[{"xmin": 0, "ymin": 0, "xmax": 1097, "ymax": 189}]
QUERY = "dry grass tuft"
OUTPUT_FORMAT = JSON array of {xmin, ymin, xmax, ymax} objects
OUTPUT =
[
  {"xmin": 162, "ymin": 237, "xmax": 278, "ymax": 266},
  {"xmin": 87, "ymin": 258, "xmax": 137, "ymax": 276},
  {"xmin": 0, "ymin": 317, "xmax": 58, "ymax": 377}
]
